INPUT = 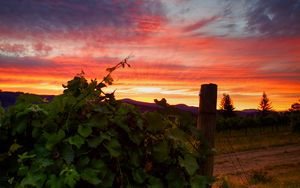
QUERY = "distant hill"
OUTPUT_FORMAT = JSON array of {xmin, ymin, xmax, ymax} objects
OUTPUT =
[
  {"xmin": 0, "ymin": 92, "xmax": 199, "ymax": 114},
  {"xmin": 121, "ymin": 98, "xmax": 198, "ymax": 115},
  {"xmin": 0, "ymin": 91, "xmax": 261, "ymax": 116},
  {"xmin": 120, "ymin": 98, "xmax": 162, "ymax": 112},
  {"xmin": 0, "ymin": 91, "xmax": 54, "ymax": 108},
  {"xmin": 0, "ymin": 91, "xmax": 23, "ymax": 108},
  {"xmin": 230, "ymin": 109, "xmax": 260, "ymax": 116},
  {"xmin": 174, "ymin": 104, "xmax": 198, "ymax": 115},
  {"xmin": 118, "ymin": 100, "xmax": 261, "ymax": 116}
]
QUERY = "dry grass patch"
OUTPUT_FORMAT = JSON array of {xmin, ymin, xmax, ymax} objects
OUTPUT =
[{"xmin": 215, "ymin": 126, "xmax": 300, "ymax": 154}]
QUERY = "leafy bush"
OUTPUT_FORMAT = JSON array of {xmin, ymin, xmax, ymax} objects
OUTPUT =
[
  {"xmin": 249, "ymin": 170, "xmax": 273, "ymax": 184},
  {"xmin": 217, "ymin": 176, "xmax": 230, "ymax": 188},
  {"xmin": 0, "ymin": 59, "xmax": 212, "ymax": 188},
  {"xmin": 290, "ymin": 112, "xmax": 300, "ymax": 132},
  {"xmin": 216, "ymin": 112, "xmax": 290, "ymax": 133}
]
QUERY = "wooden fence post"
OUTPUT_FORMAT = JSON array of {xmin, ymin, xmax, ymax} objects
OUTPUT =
[{"xmin": 197, "ymin": 83, "xmax": 217, "ymax": 179}]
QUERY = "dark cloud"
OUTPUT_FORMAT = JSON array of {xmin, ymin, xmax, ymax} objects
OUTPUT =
[
  {"xmin": 0, "ymin": 0, "xmax": 166, "ymax": 38},
  {"xmin": 0, "ymin": 55, "xmax": 55, "ymax": 68},
  {"xmin": 182, "ymin": 16, "xmax": 219, "ymax": 32},
  {"xmin": 246, "ymin": 0, "xmax": 300, "ymax": 36}
]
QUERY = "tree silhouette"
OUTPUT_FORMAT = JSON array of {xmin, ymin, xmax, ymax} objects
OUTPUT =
[
  {"xmin": 154, "ymin": 98, "xmax": 169, "ymax": 108},
  {"xmin": 219, "ymin": 93, "xmax": 235, "ymax": 118},
  {"xmin": 259, "ymin": 92, "xmax": 272, "ymax": 115},
  {"xmin": 289, "ymin": 99, "xmax": 300, "ymax": 132},
  {"xmin": 289, "ymin": 99, "xmax": 300, "ymax": 112}
]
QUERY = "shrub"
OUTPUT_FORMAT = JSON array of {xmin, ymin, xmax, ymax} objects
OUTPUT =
[
  {"xmin": 0, "ymin": 59, "xmax": 212, "ymax": 188},
  {"xmin": 249, "ymin": 170, "xmax": 273, "ymax": 184},
  {"xmin": 291, "ymin": 112, "xmax": 300, "ymax": 132}
]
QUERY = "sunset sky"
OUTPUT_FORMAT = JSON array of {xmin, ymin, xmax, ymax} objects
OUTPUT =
[{"xmin": 0, "ymin": 0, "xmax": 299, "ymax": 110}]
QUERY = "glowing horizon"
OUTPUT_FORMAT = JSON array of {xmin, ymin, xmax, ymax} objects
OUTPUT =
[{"xmin": 0, "ymin": 0, "xmax": 299, "ymax": 111}]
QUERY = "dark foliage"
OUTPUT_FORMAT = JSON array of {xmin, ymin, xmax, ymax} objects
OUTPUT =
[
  {"xmin": 258, "ymin": 92, "xmax": 272, "ymax": 116},
  {"xmin": 219, "ymin": 94, "xmax": 235, "ymax": 118},
  {"xmin": 0, "ymin": 59, "xmax": 212, "ymax": 188}
]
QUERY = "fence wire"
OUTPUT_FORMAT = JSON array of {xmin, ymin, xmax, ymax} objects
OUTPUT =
[{"xmin": 218, "ymin": 135, "xmax": 251, "ymax": 186}]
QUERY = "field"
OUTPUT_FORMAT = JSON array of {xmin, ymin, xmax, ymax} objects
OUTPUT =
[
  {"xmin": 213, "ymin": 126, "xmax": 300, "ymax": 187},
  {"xmin": 1, "ymin": 72, "xmax": 299, "ymax": 187}
]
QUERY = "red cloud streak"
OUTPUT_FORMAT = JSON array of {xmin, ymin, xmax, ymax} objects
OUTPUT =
[{"xmin": 0, "ymin": 1, "xmax": 299, "ymax": 111}]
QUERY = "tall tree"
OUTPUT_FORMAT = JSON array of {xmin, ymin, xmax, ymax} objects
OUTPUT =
[
  {"xmin": 259, "ymin": 92, "xmax": 272, "ymax": 115},
  {"xmin": 220, "ymin": 93, "xmax": 235, "ymax": 118}
]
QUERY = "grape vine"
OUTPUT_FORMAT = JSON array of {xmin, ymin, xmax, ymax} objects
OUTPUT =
[{"xmin": 0, "ymin": 58, "xmax": 212, "ymax": 188}]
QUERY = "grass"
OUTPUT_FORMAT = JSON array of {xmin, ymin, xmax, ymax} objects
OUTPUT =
[
  {"xmin": 213, "ymin": 126, "xmax": 300, "ymax": 188},
  {"xmin": 215, "ymin": 125, "xmax": 300, "ymax": 154},
  {"xmin": 214, "ymin": 163, "xmax": 300, "ymax": 188}
]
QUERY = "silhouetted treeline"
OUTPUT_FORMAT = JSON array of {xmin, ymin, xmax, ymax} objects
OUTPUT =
[{"xmin": 216, "ymin": 111, "xmax": 300, "ymax": 134}]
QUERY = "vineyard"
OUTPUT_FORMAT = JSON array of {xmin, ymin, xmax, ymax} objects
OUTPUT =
[
  {"xmin": 0, "ymin": 60, "xmax": 213, "ymax": 188},
  {"xmin": 1, "ymin": 1, "xmax": 300, "ymax": 188},
  {"xmin": 1, "ymin": 59, "xmax": 300, "ymax": 188}
]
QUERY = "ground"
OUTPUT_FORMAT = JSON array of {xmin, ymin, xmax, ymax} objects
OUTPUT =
[{"xmin": 213, "ymin": 126, "xmax": 300, "ymax": 187}]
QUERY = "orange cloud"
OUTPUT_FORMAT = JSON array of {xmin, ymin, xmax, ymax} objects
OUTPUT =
[{"xmin": 0, "ymin": 4, "xmax": 299, "ymax": 111}]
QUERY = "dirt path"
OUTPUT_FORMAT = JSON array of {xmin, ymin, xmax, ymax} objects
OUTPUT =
[{"xmin": 214, "ymin": 144, "xmax": 300, "ymax": 176}]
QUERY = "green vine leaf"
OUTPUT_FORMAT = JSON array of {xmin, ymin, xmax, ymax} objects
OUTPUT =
[
  {"xmin": 132, "ymin": 168, "xmax": 146, "ymax": 184},
  {"xmin": 0, "ymin": 104, "xmax": 4, "ymax": 116},
  {"xmin": 60, "ymin": 165, "xmax": 80, "ymax": 188},
  {"xmin": 104, "ymin": 138, "xmax": 121, "ymax": 157},
  {"xmin": 145, "ymin": 112, "xmax": 166, "ymax": 133},
  {"xmin": 46, "ymin": 175, "xmax": 64, "ymax": 188},
  {"xmin": 61, "ymin": 144, "xmax": 75, "ymax": 164},
  {"xmin": 18, "ymin": 165, "xmax": 29, "ymax": 176},
  {"xmin": 87, "ymin": 137, "xmax": 104, "ymax": 148},
  {"xmin": 103, "ymin": 75, "xmax": 113, "ymax": 85},
  {"xmin": 18, "ymin": 152, "xmax": 36, "ymax": 163},
  {"xmin": 32, "ymin": 127, "xmax": 42, "ymax": 138},
  {"xmin": 13, "ymin": 119, "xmax": 27, "ymax": 135},
  {"xmin": 106, "ymin": 67, "xmax": 116, "ymax": 73},
  {"xmin": 99, "ymin": 170, "xmax": 115, "ymax": 188},
  {"xmin": 87, "ymin": 115, "xmax": 108, "ymax": 129},
  {"xmin": 67, "ymin": 135, "xmax": 85, "ymax": 149},
  {"xmin": 96, "ymin": 83, "xmax": 106, "ymax": 90},
  {"xmin": 20, "ymin": 172, "xmax": 47, "ymax": 188},
  {"xmin": 8, "ymin": 142, "xmax": 22, "ymax": 155},
  {"xmin": 129, "ymin": 151, "xmax": 142, "ymax": 167},
  {"xmin": 35, "ymin": 158, "xmax": 54, "ymax": 169},
  {"xmin": 179, "ymin": 154, "xmax": 199, "ymax": 176},
  {"xmin": 129, "ymin": 133, "xmax": 144, "ymax": 145},
  {"xmin": 153, "ymin": 140, "xmax": 169, "ymax": 163},
  {"xmin": 168, "ymin": 128, "xmax": 188, "ymax": 142},
  {"xmin": 77, "ymin": 124, "xmax": 92, "ymax": 137},
  {"xmin": 78, "ymin": 156, "xmax": 90, "ymax": 167},
  {"xmin": 147, "ymin": 176, "xmax": 164, "ymax": 188},
  {"xmin": 8, "ymin": 177, "xmax": 14, "ymax": 185},
  {"xmin": 91, "ymin": 159, "xmax": 107, "ymax": 171},
  {"xmin": 44, "ymin": 130, "xmax": 65, "ymax": 150},
  {"xmin": 81, "ymin": 168, "xmax": 102, "ymax": 185},
  {"xmin": 190, "ymin": 175, "xmax": 208, "ymax": 188},
  {"xmin": 166, "ymin": 169, "xmax": 186, "ymax": 188}
]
